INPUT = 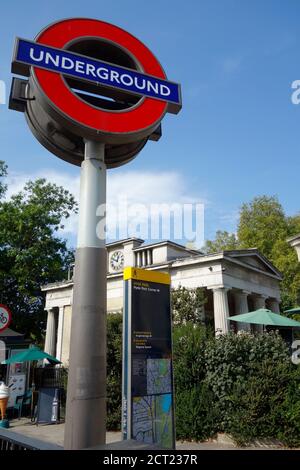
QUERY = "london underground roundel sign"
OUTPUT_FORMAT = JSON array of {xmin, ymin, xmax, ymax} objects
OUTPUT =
[
  {"xmin": 0, "ymin": 305, "xmax": 12, "ymax": 333},
  {"xmin": 10, "ymin": 18, "xmax": 182, "ymax": 167}
]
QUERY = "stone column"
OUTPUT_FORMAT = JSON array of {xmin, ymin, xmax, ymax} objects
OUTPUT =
[
  {"xmin": 234, "ymin": 290, "xmax": 250, "ymax": 332},
  {"xmin": 147, "ymin": 250, "xmax": 152, "ymax": 266},
  {"xmin": 136, "ymin": 252, "xmax": 141, "ymax": 267},
  {"xmin": 252, "ymin": 294, "xmax": 267, "ymax": 333},
  {"xmin": 44, "ymin": 308, "xmax": 57, "ymax": 357},
  {"xmin": 212, "ymin": 287, "xmax": 230, "ymax": 335},
  {"xmin": 268, "ymin": 298, "xmax": 281, "ymax": 314},
  {"xmin": 55, "ymin": 306, "xmax": 65, "ymax": 362},
  {"xmin": 253, "ymin": 294, "xmax": 267, "ymax": 310}
]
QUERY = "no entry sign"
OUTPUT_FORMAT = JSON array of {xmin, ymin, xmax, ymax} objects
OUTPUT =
[{"xmin": 0, "ymin": 305, "xmax": 12, "ymax": 333}]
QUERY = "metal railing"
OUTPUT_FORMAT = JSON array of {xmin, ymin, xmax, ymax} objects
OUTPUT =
[
  {"xmin": 33, "ymin": 366, "xmax": 68, "ymax": 390},
  {"xmin": 0, "ymin": 428, "xmax": 62, "ymax": 450}
]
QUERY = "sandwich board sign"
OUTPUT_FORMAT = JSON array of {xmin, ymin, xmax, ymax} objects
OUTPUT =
[{"xmin": 122, "ymin": 267, "xmax": 175, "ymax": 449}]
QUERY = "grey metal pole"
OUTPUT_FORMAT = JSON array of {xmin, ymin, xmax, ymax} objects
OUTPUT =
[{"xmin": 64, "ymin": 140, "xmax": 107, "ymax": 450}]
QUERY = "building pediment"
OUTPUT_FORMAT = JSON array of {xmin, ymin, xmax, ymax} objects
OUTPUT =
[{"xmin": 223, "ymin": 249, "xmax": 282, "ymax": 279}]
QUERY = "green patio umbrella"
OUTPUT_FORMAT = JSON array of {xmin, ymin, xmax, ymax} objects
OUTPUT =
[
  {"xmin": 1, "ymin": 346, "xmax": 61, "ymax": 365},
  {"xmin": 228, "ymin": 308, "xmax": 300, "ymax": 327},
  {"xmin": 284, "ymin": 307, "xmax": 300, "ymax": 315}
]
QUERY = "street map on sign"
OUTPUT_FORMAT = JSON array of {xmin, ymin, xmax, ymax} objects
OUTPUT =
[
  {"xmin": 146, "ymin": 358, "xmax": 172, "ymax": 395},
  {"xmin": 132, "ymin": 394, "xmax": 172, "ymax": 448},
  {"xmin": 132, "ymin": 358, "xmax": 172, "ymax": 447}
]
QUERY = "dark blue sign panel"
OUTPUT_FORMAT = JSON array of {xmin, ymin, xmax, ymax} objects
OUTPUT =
[
  {"xmin": 123, "ymin": 267, "xmax": 175, "ymax": 449},
  {"xmin": 13, "ymin": 38, "xmax": 181, "ymax": 113}
]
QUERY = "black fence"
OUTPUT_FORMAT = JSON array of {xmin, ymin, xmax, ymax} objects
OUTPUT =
[
  {"xmin": 32, "ymin": 367, "xmax": 67, "ymax": 391},
  {"xmin": 0, "ymin": 428, "xmax": 62, "ymax": 450}
]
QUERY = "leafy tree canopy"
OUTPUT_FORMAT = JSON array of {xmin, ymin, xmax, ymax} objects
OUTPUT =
[
  {"xmin": 0, "ymin": 162, "xmax": 77, "ymax": 341},
  {"xmin": 238, "ymin": 196, "xmax": 290, "ymax": 257},
  {"xmin": 205, "ymin": 195, "xmax": 300, "ymax": 311},
  {"xmin": 172, "ymin": 286, "xmax": 207, "ymax": 324},
  {"xmin": 203, "ymin": 230, "xmax": 239, "ymax": 254},
  {"xmin": 0, "ymin": 161, "xmax": 7, "ymax": 199}
]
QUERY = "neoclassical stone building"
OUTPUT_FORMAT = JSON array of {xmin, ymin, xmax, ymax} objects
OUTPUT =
[
  {"xmin": 42, "ymin": 238, "xmax": 282, "ymax": 364},
  {"xmin": 288, "ymin": 233, "xmax": 300, "ymax": 261}
]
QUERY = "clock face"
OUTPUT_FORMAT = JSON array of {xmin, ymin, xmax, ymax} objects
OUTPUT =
[{"xmin": 110, "ymin": 250, "xmax": 124, "ymax": 271}]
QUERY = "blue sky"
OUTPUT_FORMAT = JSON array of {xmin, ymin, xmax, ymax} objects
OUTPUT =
[{"xmin": 0, "ymin": 0, "xmax": 299, "ymax": 247}]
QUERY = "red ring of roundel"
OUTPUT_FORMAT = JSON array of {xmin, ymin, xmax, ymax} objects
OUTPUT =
[
  {"xmin": 34, "ymin": 18, "xmax": 168, "ymax": 135},
  {"xmin": 0, "ymin": 304, "xmax": 12, "ymax": 332}
]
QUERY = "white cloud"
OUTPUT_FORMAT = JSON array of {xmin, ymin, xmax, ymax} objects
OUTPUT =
[
  {"xmin": 6, "ymin": 169, "xmax": 81, "ymax": 237},
  {"xmin": 6, "ymin": 170, "xmax": 80, "ymax": 201},
  {"xmin": 218, "ymin": 209, "xmax": 239, "ymax": 227},
  {"xmin": 5, "ymin": 167, "xmax": 207, "ymax": 245}
]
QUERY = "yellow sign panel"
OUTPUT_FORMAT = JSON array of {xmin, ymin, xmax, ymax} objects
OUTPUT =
[{"xmin": 123, "ymin": 266, "xmax": 170, "ymax": 285}]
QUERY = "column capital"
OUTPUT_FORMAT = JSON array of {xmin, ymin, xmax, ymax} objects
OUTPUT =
[
  {"xmin": 208, "ymin": 285, "xmax": 231, "ymax": 292},
  {"xmin": 268, "ymin": 297, "xmax": 281, "ymax": 313},
  {"xmin": 241, "ymin": 290, "xmax": 251, "ymax": 296},
  {"xmin": 252, "ymin": 293, "xmax": 268, "ymax": 311},
  {"xmin": 234, "ymin": 289, "xmax": 251, "ymax": 298},
  {"xmin": 252, "ymin": 293, "xmax": 269, "ymax": 300}
]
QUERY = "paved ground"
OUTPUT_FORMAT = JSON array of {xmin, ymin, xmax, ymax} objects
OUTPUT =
[{"xmin": 7, "ymin": 418, "xmax": 287, "ymax": 450}]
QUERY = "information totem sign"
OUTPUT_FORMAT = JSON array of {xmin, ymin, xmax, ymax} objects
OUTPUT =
[{"xmin": 123, "ymin": 267, "xmax": 175, "ymax": 449}]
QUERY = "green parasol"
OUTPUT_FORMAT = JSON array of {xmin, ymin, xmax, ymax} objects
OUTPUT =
[
  {"xmin": 228, "ymin": 308, "xmax": 300, "ymax": 327},
  {"xmin": 1, "ymin": 346, "xmax": 61, "ymax": 365}
]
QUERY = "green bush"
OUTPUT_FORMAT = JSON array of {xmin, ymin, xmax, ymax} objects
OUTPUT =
[
  {"xmin": 175, "ymin": 383, "xmax": 217, "ymax": 441},
  {"xmin": 105, "ymin": 318, "xmax": 300, "ymax": 446},
  {"xmin": 276, "ymin": 367, "xmax": 300, "ymax": 447},
  {"xmin": 107, "ymin": 313, "xmax": 122, "ymax": 430},
  {"xmin": 173, "ymin": 323, "xmax": 216, "ymax": 440},
  {"xmin": 173, "ymin": 323, "xmax": 210, "ymax": 388},
  {"xmin": 204, "ymin": 331, "xmax": 289, "ymax": 430},
  {"xmin": 228, "ymin": 359, "xmax": 292, "ymax": 445}
]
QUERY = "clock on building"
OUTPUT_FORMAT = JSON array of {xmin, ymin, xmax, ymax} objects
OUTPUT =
[{"xmin": 110, "ymin": 250, "xmax": 124, "ymax": 271}]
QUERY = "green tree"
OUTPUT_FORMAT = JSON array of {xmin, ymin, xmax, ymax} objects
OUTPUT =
[
  {"xmin": 237, "ymin": 196, "xmax": 300, "ymax": 310},
  {"xmin": 270, "ymin": 238, "xmax": 300, "ymax": 310},
  {"xmin": 0, "ymin": 172, "xmax": 77, "ymax": 341},
  {"xmin": 237, "ymin": 196, "xmax": 288, "ymax": 258},
  {"xmin": 206, "ymin": 196, "xmax": 300, "ymax": 310},
  {"xmin": 204, "ymin": 230, "xmax": 239, "ymax": 254},
  {"xmin": 171, "ymin": 286, "xmax": 207, "ymax": 324},
  {"xmin": 0, "ymin": 161, "xmax": 7, "ymax": 199}
]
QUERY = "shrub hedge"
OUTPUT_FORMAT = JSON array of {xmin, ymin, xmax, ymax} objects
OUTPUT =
[
  {"xmin": 107, "ymin": 313, "xmax": 122, "ymax": 430},
  {"xmin": 106, "ymin": 315, "xmax": 300, "ymax": 447},
  {"xmin": 173, "ymin": 324, "xmax": 300, "ymax": 447}
]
